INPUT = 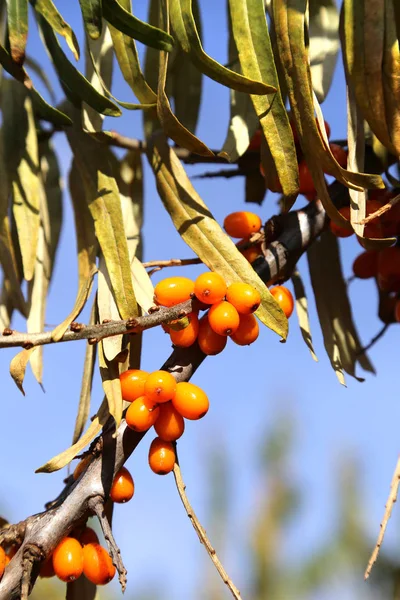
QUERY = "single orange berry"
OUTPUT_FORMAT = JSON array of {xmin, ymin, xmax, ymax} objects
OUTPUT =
[
  {"xmin": 110, "ymin": 467, "xmax": 135, "ymax": 503},
  {"xmin": 170, "ymin": 312, "xmax": 199, "ymax": 348},
  {"xmin": 194, "ymin": 272, "xmax": 227, "ymax": 304},
  {"xmin": 144, "ymin": 370, "xmax": 177, "ymax": 404},
  {"xmin": 40, "ymin": 556, "xmax": 55, "ymax": 578},
  {"xmin": 298, "ymin": 160, "xmax": 316, "ymax": 195},
  {"xmin": 73, "ymin": 455, "xmax": 92, "ymax": 481},
  {"xmin": 208, "ymin": 301, "xmax": 240, "ymax": 336},
  {"xmin": 270, "ymin": 286, "xmax": 295, "ymax": 318},
  {"xmin": 125, "ymin": 396, "xmax": 160, "ymax": 432},
  {"xmin": 52, "ymin": 537, "xmax": 84, "ymax": 583},
  {"xmin": 172, "ymin": 381, "xmax": 209, "ymax": 420},
  {"xmin": 154, "ymin": 277, "xmax": 194, "ymax": 307},
  {"xmin": 80, "ymin": 527, "xmax": 99, "ymax": 546},
  {"xmin": 0, "ymin": 547, "xmax": 6, "ymax": 579},
  {"xmin": 238, "ymin": 241, "xmax": 262, "ymax": 263},
  {"xmin": 364, "ymin": 199, "xmax": 385, "ymax": 239},
  {"xmin": 148, "ymin": 437, "xmax": 176, "ymax": 475},
  {"xmin": 226, "ymin": 282, "xmax": 261, "ymax": 315},
  {"xmin": 329, "ymin": 143, "xmax": 348, "ymax": 169},
  {"xmin": 230, "ymin": 313, "xmax": 259, "ymax": 346},
  {"xmin": 154, "ymin": 402, "xmax": 185, "ymax": 441},
  {"xmin": 198, "ymin": 314, "xmax": 227, "ymax": 355},
  {"xmin": 247, "ymin": 129, "xmax": 262, "ymax": 151},
  {"xmin": 119, "ymin": 369, "xmax": 149, "ymax": 403},
  {"xmin": 329, "ymin": 206, "xmax": 353, "ymax": 238},
  {"xmin": 377, "ymin": 246, "xmax": 400, "ymax": 292},
  {"xmin": 223, "ymin": 211, "xmax": 262, "ymax": 239},
  {"xmin": 4, "ymin": 555, "xmax": 10, "ymax": 568},
  {"xmin": 352, "ymin": 251, "xmax": 379, "ymax": 279},
  {"xmin": 83, "ymin": 543, "xmax": 116, "ymax": 585}
]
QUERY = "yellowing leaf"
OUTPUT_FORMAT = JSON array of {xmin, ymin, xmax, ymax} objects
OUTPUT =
[
  {"xmin": 9, "ymin": 347, "xmax": 37, "ymax": 395},
  {"xmin": 98, "ymin": 341, "xmax": 123, "ymax": 428},
  {"xmin": 291, "ymin": 270, "xmax": 317, "ymax": 361}
]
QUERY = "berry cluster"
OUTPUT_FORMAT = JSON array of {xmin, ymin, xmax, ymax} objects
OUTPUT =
[{"xmin": 121, "ymin": 369, "xmax": 208, "ymax": 474}]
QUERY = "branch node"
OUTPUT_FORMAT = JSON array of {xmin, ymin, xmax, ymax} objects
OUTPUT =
[
  {"xmin": 22, "ymin": 341, "xmax": 33, "ymax": 350},
  {"xmin": 126, "ymin": 318, "xmax": 139, "ymax": 330},
  {"xmin": 148, "ymin": 305, "xmax": 161, "ymax": 314},
  {"xmin": 88, "ymin": 338, "xmax": 98, "ymax": 345},
  {"xmin": 2, "ymin": 328, "xmax": 13, "ymax": 336},
  {"xmin": 70, "ymin": 322, "xmax": 85, "ymax": 332}
]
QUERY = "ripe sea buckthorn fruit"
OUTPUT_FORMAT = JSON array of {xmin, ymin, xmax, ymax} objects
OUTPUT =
[
  {"xmin": 120, "ymin": 369, "xmax": 149, "ymax": 403},
  {"xmin": 248, "ymin": 129, "xmax": 262, "ymax": 151},
  {"xmin": 73, "ymin": 455, "xmax": 92, "ymax": 481},
  {"xmin": 298, "ymin": 161, "xmax": 316, "ymax": 195},
  {"xmin": 148, "ymin": 437, "xmax": 176, "ymax": 475},
  {"xmin": 328, "ymin": 143, "xmax": 348, "ymax": 169},
  {"xmin": 226, "ymin": 282, "xmax": 261, "ymax": 315},
  {"xmin": 172, "ymin": 382, "xmax": 209, "ymax": 420},
  {"xmin": 198, "ymin": 314, "xmax": 227, "ymax": 355},
  {"xmin": 208, "ymin": 301, "xmax": 240, "ymax": 336},
  {"xmin": 270, "ymin": 286, "xmax": 294, "ymax": 319},
  {"xmin": 154, "ymin": 277, "xmax": 194, "ymax": 307},
  {"xmin": 239, "ymin": 241, "xmax": 262, "ymax": 263},
  {"xmin": 329, "ymin": 206, "xmax": 353, "ymax": 238},
  {"xmin": 170, "ymin": 312, "xmax": 199, "ymax": 348},
  {"xmin": 223, "ymin": 211, "xmax": 262, "ymax": 239},
  {"xmin": 52, "ymin": 537, "xmax": 84, "ymax": 583},
  {"xmin": 377, "ymin": 247, "xmax": 400, "ymax": 292},
  {"xmin": 144, "ymin": 370, "xmax": 177, "ymax": 404},
  {"xmin": 363, "ymin": 199, "xmax": 384, "ymax": 239},
  {"xmin": 110, "ymin": 466, "xmax": 135, "ymax": 504},
  {"xmin": 0, "ymin": 547, "xmax": 5, "ymax": 579},
  {"xmin": 154, "ymin": 402, "xmax": 185, "ymax": 441},
  {"xmin": 352, "ymin": 251, "xmax": 379, "ymax": 279},
  {"xmin": 126, "ymin": 396, "xmax": 160, "ymax": 432},
  {"xmin": 231, "ymin": 313, "xmax": 259, "ymax": 346},
  {"xmin": 194, "ymin": 272, "xmax": 227, "ymax": 304},
  {"xmin": 80, "ymin": 527, "xmax": 99, "ymax": 546},
  {"xmin": 40, "ymin": 556, "xmax": 55, "ymax": 578},
  {"xmin": 83, "ymin": 543, "xmax": 116, "ymax": 585}
]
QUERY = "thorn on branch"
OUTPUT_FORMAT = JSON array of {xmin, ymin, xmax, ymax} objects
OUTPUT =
[{"xmin": 88, "ymin": 496, "xmax": 127, "ymax": 592}]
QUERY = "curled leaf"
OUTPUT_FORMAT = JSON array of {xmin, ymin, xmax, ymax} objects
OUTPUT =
[
  {"xmin": 10, "ymin": 347, "xmax": 37, "ymax": 395},
  {"xmin": 32, "ymin": 0, "xmax": 80, "ymax": 60}
]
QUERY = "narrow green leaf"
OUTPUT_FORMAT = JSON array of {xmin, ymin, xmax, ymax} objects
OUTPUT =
[
  {"xmin": 102, "ymin": 0, "xmax": 174, "ymax": 52},
  {"xmin": 31, "ymin": 0, "xmax": 80, "ymax": 60},
  {"xmin": 65, "ymin": 108, "xmax": 138, "ymax": 321},
  {"xmin": 228, "ymin": 0, "xmax": 299, "ymax": 207},
  {"xmin": 51, "ymin": 161, "xmax": 97, "ymax": 341},
  {"xmin": 25, "ymin": 54, "xmax": 55, "ymax": 101},
  {"xmin": 291, "ymin": 270, "xmax": 317, "ymax": 361},
  {"xmin": 7, "ymin": 0, "xmax": 28, "ymax": 65},
  {"xmin": 36, "ymin": 397, "xmax": 109, "ymax": 473},
  {"xmin": 98, "ymin": 253, "xmax": 123, "ymax": 361},
  {"xmin": 98, "ymin": 339, "xmax": 123, "ymax": 428},
  {"xmin": 9, "ymin": 347, "xmax": 37, "ymax": 395},
  {"xmin": 308, "ymin": 0, "xmax": 339, "ymax": 102},
  {"xmin": 72, "ymin": 300, "xmax": 97, "ymax": 444},
  {"xmin": 157, "ymin": 0, "xmax": 213, "ymax": 157},
  {"xmin": 118, "ymin": 150, "xmax": 143, "ymax": 261},
  {"xmin": 79, "ymin": 0, "xmax": 103, "ymax": 40},
  {"xmin": 147, "ymin": 134, "xmax": 288, "ymax": 339},
  {"xmin": 39, "ymin": 140, "xmax": 63, "ymax": 268},
  {"xmin": 170, "ymin": 0, "xmax": 276, "ymax": 95},
  {"xmin": 39, "ymin": 16, "xmax": 121, "ymax": 117},
  {"xmin": 2, "ymin": 81, "xmax": 40, "ymax": 282},
  {"xmin": 83, "ymin": 25, "xmax": 114, "ymax": 132}
]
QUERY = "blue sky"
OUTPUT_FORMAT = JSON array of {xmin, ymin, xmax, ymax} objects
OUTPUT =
[{"xmin": 1, "ymin": 2, "xmax": 399, "ymax": 599}]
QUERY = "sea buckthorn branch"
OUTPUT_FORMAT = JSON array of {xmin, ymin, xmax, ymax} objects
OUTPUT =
[
  {"xmin": 0, "ymin": 344, "xmax": 206, "ymax": 600},
  {"xmin": 173, "ymin": 451, "xmax": 242, "ymax": 600}
]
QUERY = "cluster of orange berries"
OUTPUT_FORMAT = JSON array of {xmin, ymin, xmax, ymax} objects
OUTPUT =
[
  {"xmin": 120, "ymin": 368, "xmax": 208, "ymax": 474},
  {"xmin": 0, "ymin": 527, "xmax": 116, "ymax": 586},
  {"xmin": 250, "ymin": 118, "xmax": 348, "ymax": 199}
]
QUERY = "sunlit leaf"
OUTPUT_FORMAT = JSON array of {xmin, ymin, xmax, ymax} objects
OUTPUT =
[
  {"xmin": 9, "ymin": 347, "xmax": 37, "ymax": 395},
  {"xmin": 98, "ymin": 339, "xmax": 123, "ymax": 428},
  {"xmin": 97, "ymin": 253, "xmax": 123, "ymax": 361},
  {"xmin": 83, "ymin": 25, "xmax": 114, "ymax": 132},
  {"xmin": 32, "ymin": 0, "xmax": 80, "ymax": 60},
  {"xmin": 7, "ymin": 0, "xmax": 28, "ymax": 65},
  {"xmin": 308, "ymin": 0, "xmax": 340, "ymax": 102},
  {"xmin": 79, "ymin": 0, "xmax": 102, "ymax": 40},
  {"xmin": 131, "ymin": 257, "xmax": 154, "ymax": 313}
]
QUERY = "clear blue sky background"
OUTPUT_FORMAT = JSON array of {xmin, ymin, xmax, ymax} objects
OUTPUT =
[{"xmin": 1, "ymin": 2, "xmax": 399, "ymax": 599}]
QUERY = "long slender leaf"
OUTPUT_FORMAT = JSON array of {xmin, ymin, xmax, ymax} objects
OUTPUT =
[
  {"xmin": 9, "ymin": 347, "xmax": 37, "ymax": 394},
  {"xmin": 97, "ymin": 253, "xmax": 123, "ymax": 361},
  {"xmin": 7, "ymin": 0, "xmax": 28, "ymax": 65},
  {"xmin": 79, "ymin": 0, "xmax": 102, "ymax": 40},
  {"xmin": 308, "ymin": 0, "xmax": 339, "ymax": 103},
  {"xmin": 31, "ymin": 0, "xmax": 80, "ymax": 60},
  {"xmin": 98, "ymin": 340, "xmax": 123, "ymax": 428},
  {"xmin": 291, "ymin": 270, "xmax": 317, "ymax": 361}
]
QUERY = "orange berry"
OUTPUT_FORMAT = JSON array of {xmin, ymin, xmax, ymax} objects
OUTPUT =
[
  {"xmin": 170, "ymin": 312, "xmax": 199, "ymax": 348},
  {"xmin": 352, "ymin": 251, "xmax": 379, "ymax": 279},
  {"xmin": 52, "ymin": 537, "xmax": 84, "ymax": 583},
  {"xmin": 119, "ymin": 369, "xmax": 149, "ymax": 403},
  {"xmin": 223, "ymin": 211, "xmax": 262, "ymax": 239},
  {"xmin": 328, "ymin": 143, "xmax": 348, "ymax": 169},
  {"xmin": 154, "ymin": 277, "xmax": 194, "ymax": 307},
  {"xmin": 0, "ymin": 547, "xmax": 5, "ymax": 579},
  {"xmin": 377, "ymin": 246, "xmax": 400, "ymax": 292},
  {"xmin": 194, "ymin": 272, "xmax": 227, "ymax": 304},
  {"xmin": 110, "ymin": 467, "xmax": 135, "ymax": 503},
  {"xmin": 198, "ymin": 314, "xmax": 227, "ymax": 355},
  {"xmin": 248, "ymin": 129, "xmax": 262, "ymax": 151},
  {"xmin": 80, "ymin": 527, "xmax": 99, "ymax": 546},
  {"xmin": 144, "ymin": 370, "xmax": 177, "ymax": 404},
  {"xmin": 226, "ymin": 282, "xmax": 261, "ymax": 315},
  {"xmin": 364, "ymin": 199, "xmax": 384, "ymax": 239},
  {"xmin": 172, "ymin": 381, "xmax": 209, "ymax": 420},
  {"xmin": 83, "ymin": 543, "xmax": 116, "ymax": 585},
  {"xmin": 208, "ymin": 301, "xmax": 240, "ymax": 336},
  {"xmin": 395, "ymin": 300, "xmax": 400, "ymax": 323},
  {"xmin": 148, "ymin": 437, "xmax": 176, "ymax": 475},
  {"xmin": 270, "ymin": 286, "xmax": 295, "ymax": 318},
  {"xmin": 125, "ymin": 396, "xmax": 160, "ymax": 431},
  {"xmin": 73, "ymin": 455, "xmax": 92, "ymax": 481},
  {"xmin": 40, "ymin": 556, "xmax": 55, "ymax": 578},
  {"xmin": 329, "ymin": 206, "xmax": 353, "ymax": 238},
  {"xmin": 154, "ymin": 402, "xmax": 185, "ymax": 441},
  {"xmin": 298, "ymin": 160, "xmax": 316, "ymax": 195},
  {"xmin": 238, "ymin": 242, "xmax": 262, "ymax": 263},
  {"xmin": 230, "ymin": 313, "xmax": 259, "ymax": 346}
]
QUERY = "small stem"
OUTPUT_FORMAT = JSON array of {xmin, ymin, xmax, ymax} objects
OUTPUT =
[
  {"xmin": 357, "ymin": 324, "xmax": 390, "ymax": 356},
  {"xmin": 173, "ymin": 451, "xmax": 242, "ymax": 600}
]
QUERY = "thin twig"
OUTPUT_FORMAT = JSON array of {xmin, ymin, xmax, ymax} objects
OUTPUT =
[
  {"xmin": 89, "ymin": 497, "xmax": 127, "ymax": 592},
  {"xmin": 0, "ymin": 298, "xmax": 198, "ymax": 349},
  {"xmin": 357, "ymin": 324, "xmax": 390, "ymax": 356},
  {"xmin": 357, "ymin": 193, "xmax": 400, "ymax": 225},
  {"xmin": 173, "ymin": 451, "xmax": 242, "ymax": 600},
  {"xmin": 365, "ymin": 455, "xmax": 400, "ymax": 579}
]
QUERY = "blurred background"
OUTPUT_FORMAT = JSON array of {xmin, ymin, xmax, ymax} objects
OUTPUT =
[{"xmin": 1, "ymin": 1, "xmax": 400, "ymax": 599}]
